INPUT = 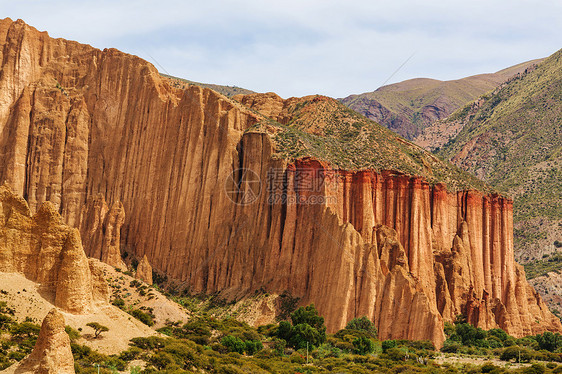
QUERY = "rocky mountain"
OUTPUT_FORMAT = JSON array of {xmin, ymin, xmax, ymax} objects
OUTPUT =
[
  {"xmin": 0, "ymin": 17, "xmax": 559, "ymax": 348},
  {"xmin": 340, "ymin": 60, "xmax": 541, "ymax": 140}
]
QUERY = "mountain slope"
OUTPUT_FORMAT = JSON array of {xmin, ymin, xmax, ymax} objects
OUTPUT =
[
  {"xmin": 438, "ymin": 49, "xmax": 562, "ymax": 264},
  {"xmin": 340, "ymin": 60, "xmax": 541, "ymax": 140}
]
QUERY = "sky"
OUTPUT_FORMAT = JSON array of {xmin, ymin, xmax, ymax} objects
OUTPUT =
[{"xmin": 2, "ymin": 0, "xmax": 562, "ymax": 98}]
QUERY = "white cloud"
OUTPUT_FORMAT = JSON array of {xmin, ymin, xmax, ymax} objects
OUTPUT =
[{"xmin": 2, "ymin": 0, "xmax": 561, "ymax": 97}]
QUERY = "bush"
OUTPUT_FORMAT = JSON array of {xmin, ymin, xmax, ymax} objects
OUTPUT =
[
  {"xmin": 112, "ymin": 298, "xmax": 125, "ymax": 309},
  {"xmin": 385, "ymin": 347, "xmax": 408, "ymax": 361},
  {"xmin": 500, "ymin": 346, "xmax": 533, "ymax": 362},
  {"xmin": 289, "ymin": 351, "xmax": 305, "ymax": 364},
  {"xmin": 148, "ymin": 351, "xmax": 175, "ymax": 370},
  {"xmin": 129, "ymin": 309, "xmax": 154, "ymax": 326},
  {"xmin": 480, "ymin": 362, "xmax": 500, "ymax": 373},
  {"xmin": 244, "ymin": 340, "xmax": 263, "ymax": 355},
  {"xmin": 345, "ymin": 316, "xmax": 377, "ymax": 337},
  {"xmin": 221, "ymin": 335, "xmax": 245, "ymax": 354},
  {"xmin": 276, "ymin": 305, "xmax": 326, "ymax": 349},
  {"xmin": 352, "ymin": 336, "xmax": 375, "ymax": 355},
  {"xmin": 382, "ymin": 340, "xmax": 397, "ymax": 353},
  {"xmin": 441, "ymin": 340, "xmax": 461, "ymax": 353},
  {"xmin": 523, "ymin": 363, "xmax": 546, "ymax": 374}
]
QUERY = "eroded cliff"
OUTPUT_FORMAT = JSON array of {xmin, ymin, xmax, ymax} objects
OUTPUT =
[
  {"xmin": 0, "ymin": 18, "xmax": 559, "ymax": 347},
  {"xmin": 0, "ymin": 185, "xmax": 104, "ymax": 313}
]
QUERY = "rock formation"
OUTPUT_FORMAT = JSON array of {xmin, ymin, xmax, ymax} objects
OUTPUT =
[
  {"xmin": 6, "ymin": 309, "xmax": 75, "ymax": 374},
  {"xmin": 0, "ymin": 18, "xmax": 559, "ymax": 347},
  {"xmin": 136, "ymin": 255, "xmax": 153, "ymax": 284},
  {"xmin": 79, "ymin": 194, "xmax": 126, "ymax": 269},
  {"xmin": 0, "ymin": 185, "xmax": 105, "ymax": 313}
]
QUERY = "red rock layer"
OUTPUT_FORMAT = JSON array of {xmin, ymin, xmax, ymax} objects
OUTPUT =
[{"xmin": 0, "ymin": 18, "xmax": 559, "ymax": 346}]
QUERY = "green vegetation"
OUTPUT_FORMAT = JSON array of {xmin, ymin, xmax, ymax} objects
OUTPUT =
[
  {"xmin": 248, "ymin": 95, "xmax": 490, "ymax": 192},
  {"xmin": 524, "ymin": 253, "xmax": 562, "ymax": 279},
  {"xmin": 438, "ymin": 50, "xmax": 562, "ymax": 261},
  {"xmin": 3, "ymin": 302, "xmax": 562, "ymax": 372},
  {"xmin": 340, "ymin": 59, "xmax": 539, "ymax": 140},
  {"xmin": 86, "ymin": 322, "xmax": 109, "ymax": 339},
  {"xmin": 0, "ymin": 303, "xmax": 40, "ymax": 370}
]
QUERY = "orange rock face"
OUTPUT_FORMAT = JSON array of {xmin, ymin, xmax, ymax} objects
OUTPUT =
[
  {"xmin": 79, "ymin": 194, "xmax": 126, "ymax": 269},
  {"xmin": 136, "ymin": 255, "xmax": 153, "ymax": 285},
  {"xmin": 0, "ymin": 18, "xmax": 559, "ymax": 347},
  {"xmin": 7, "ymin": 309, "xmax": 75, "ymax": 374},
  {"xmin": 0, "ymin": 185, "xmax": 104, "ymax": 314}
]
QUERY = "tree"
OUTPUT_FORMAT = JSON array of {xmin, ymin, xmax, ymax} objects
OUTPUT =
[
  {"xmin": 276, "ymin": 304, "xmax": 327, "ymax": 349},
  {"xmin": 221, "ymin": 335, "xmax": 245, "ymax": 354},
  {"xmin": 345, "ymin": 316, "xmax": 377, "ymax": 338},
  {"xmin": 382, "ymin": 339, "xmax": 397, "ymax": 353},
  {"xmin": 291, "ymin": 304, "xmax": 325, "ymax": 330},
  {"xmin": 533, "ymin": 331, "xmax": 562, "ymax": 352},
  {"xmin": 352, "ymin": 336, "xmax": 375, "ymax": 355},
  {"xmin": 244, "ymin": 340, "xmax": 263, "ymax": 355},
  {"xmin": 86, "ymin": 322, "xmax": 109, "ymax": 339}
]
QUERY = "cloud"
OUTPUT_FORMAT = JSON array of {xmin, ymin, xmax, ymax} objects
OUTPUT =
[{"xmin": 2, "ymin": 0, "xmax": 561, "ymax": 97}]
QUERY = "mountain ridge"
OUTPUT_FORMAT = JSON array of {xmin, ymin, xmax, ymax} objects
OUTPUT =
[{"xmin": 340, "ymin": 59, "xmax": 543, "ymax": 141}]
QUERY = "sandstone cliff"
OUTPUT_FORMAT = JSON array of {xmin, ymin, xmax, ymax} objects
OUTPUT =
[
  {"xmin": 136, "ymin": 254, "xmax": 153, "ymax": 284},
  {"xmin": 0, "ymin": 185, "xmax": 104, "ymax": 313},
  {"xmin": 4, "ymin": 309, "xmax": 75, "ymax": 374},
  {"xmin": 0, "ymin": 18, "xmax": 558, "ymax": 347},
  {"xmin": 79, "ymin": 194, "xmax": 126, "ymax": 269}
]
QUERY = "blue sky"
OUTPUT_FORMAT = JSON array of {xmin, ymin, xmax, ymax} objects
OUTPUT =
[{"xmin": 3, "ymin": 0, "xmax": 562, "ymax": 98}]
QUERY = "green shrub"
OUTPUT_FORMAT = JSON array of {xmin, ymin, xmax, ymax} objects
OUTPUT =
[
  {"xmin": 148, "ymin": 351, "xmax": 175, "ymax": 370},
  {"xmin": 244, "ymin": 340, "xmax": 263, "ymax": 355},
  {"xmin": 345, "ymin": 316, "xmax": 377, "ymax": 337},
  {"xmin": 289, "ymin": 351, "xmax": 305, "ymax": 364},
  {"xmin": 221, "ymin": 335, "xmax": 245, "ymax": 354},
  {"xmin": 382, "ymin": 339, "xmax": 397, "ymax": 353},
  {"xmin": 352, "ymin": 336, "xmax": 375, "ymax": 355},
  {"xmin": 129, "ymin": 309, "xmax": 154, "ymax": 326}
]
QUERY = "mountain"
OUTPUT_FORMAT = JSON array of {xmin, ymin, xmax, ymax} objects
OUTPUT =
[
  {"xmin": 340, "ymin": 60, "xmax": 541, "ymax": 141},
  {"xmin": 438, "ymin": 50, "xmax": 562, "ymax": 263},
  {"xmin": 436, "ymin": 50, "xmax": 562, "ymax": 317},
  {"xmin": 0, "ymin": 17, "xmax": 559, "ymax": 348}
]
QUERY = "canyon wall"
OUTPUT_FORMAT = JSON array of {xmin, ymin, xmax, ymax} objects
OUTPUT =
[{"xmin": 0, "ymin": 18, "xmax": 559, "ymax": 346}]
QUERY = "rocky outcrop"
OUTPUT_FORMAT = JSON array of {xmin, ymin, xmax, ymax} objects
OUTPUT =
[
  {"xmin": 0, "ymin": 185, "xmax": 104, "ymax": 313},
  {"xmin": 79, "ymin": 194, "xmax": 126, "ymax": 269},
  {"xmin": 6, "ymin": 309, "xmax": 75, "ymax": 374},
  {"xmin": 0, "ymin": 18, "xmax": 558, "ymax": 347},
  {"xmin": 136, "ymin": 255, "xmax": 153, "ymax": 285}
]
